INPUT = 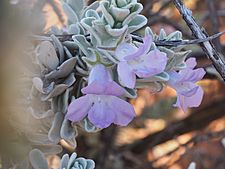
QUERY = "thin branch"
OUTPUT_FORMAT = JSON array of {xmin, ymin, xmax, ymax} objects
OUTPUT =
[
  {"xmin": 206, "ymin": 0, "xmax": 222, "ymax": 52},
  {"xmin": 172, "ymin": 0, "xmax": 225, "ymax": 81},
  {"xmin": 132, "ymin": 30, "xmax": 225, "ymax": 46},
  {"xmin": 119, "ymin": 98, "xmax": 225, "ymax": 154},
  {"xmin": 30, "ymin": 30, "xmax": 225, "ymax": 47},
  {"xmin": 151, "ymin": 129, "xmax": 225, "ymax": 164}
]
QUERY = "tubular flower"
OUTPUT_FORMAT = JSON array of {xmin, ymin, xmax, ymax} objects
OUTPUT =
[
  {"xmin": 66, "ymin": 64, "xmax": 136, "ymax": 128},
  {"xmin": 168, "ymin": 58, "xmax": 206, "ymax": 112},
  {"xmin": 115, "ymin": 35, "xmax": 168, "ymax": 88}
]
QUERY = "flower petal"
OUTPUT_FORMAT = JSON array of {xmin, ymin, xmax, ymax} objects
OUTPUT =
[
  {"xmin": 174, "ymin": 87, "xmax": 204, "ymax": 112},
  {"xmin": 110, "ymin": 96, "xmax": 136, "ymax": 126},
  {"xmin": 179, "ymin": 68, "xmax": 205, "ymax": 83},
  {"xmin": 135, "ymin": 49, "xmax": 167, "ymax": 77},
  {"xmin": 117, "ymin": 61, "xmax": 136, "ymax": 88},
  {"xmin": 82, "ymin": 81, "xmax": 124, "ymax": 96},
  {"xmin": 186, "ymin": 57, "xmax": 197, "ymax": 69},
  {"xmin": 88, "ymin": 64, "xmax": 111, "ymax": 84},
  {"xmin": 66, "ymin": 95, "xmax": 91, "ymax": 122},
  {"xmin": 115, "ymin": 43, "xmax": 137, "ymax": 61},
  {"xmin": 88, "ymin": 99, "xmax": 115, "ymax": 128},
  {"xmin": 175, "ymin": 82, "xmax": 199, "ymax": 97},
  {"xmin": 124, "ymin": 35, "xmax": 152, "ymax": 60}
]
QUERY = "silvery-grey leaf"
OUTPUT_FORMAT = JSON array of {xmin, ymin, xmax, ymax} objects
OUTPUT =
[
  {"xmin": 124, "ymin": 87, "xmax": 137, "ymax": 98},
  {"xmin": 29, "ymin": 149, "xmax": 48, "ymax": 169},
  {"xmin": 81, "ymin": 17, "xmax": 101, "ymax": 45},
  {"xmin": 76, "ymin": 65, "xmax": 89, "ymax": 76},
  {"xmin": 97, "ymin": 49, "xmax": 119, "ymax": 63},
  {"xmin": 51, "ymin": 35, "xmax": 65, "ymax": 64},
  {"xmin": 45, "ymin": 57, "xmax": 76, "ymax": 79},
  {"xmin": 127, "ymin": 15, "xmax": 147, "ymax": 33},
  {"xmin": 145, "ymin": 27, "xmax": 154, "ymax": 39},
  {"xmin": 59, "ymin": 154, "xmax": 69, "ymax": 169},
  {"xmin": 32, "ymin": 77, "xmax": 52, "ymax": 94},
  {"xmin": 35, "ymin": 145, "xmax": 63, "ymax": 155},
  {"xmin": 64, "ymin": 46, "xmax": 73, "ymax": 59},
  {"xmin": 85, "ymin": 9, "xmax": 100, "ymax": 19},
  {"xmin": 105, "ymin": 24, "xmax": 128, "ymax": 36},
  {"xmin": 82, "ymin": 1, "xmax": 99, "ymax": 18},
  {"xmin": 62, "ymin": 1, "xmax": 79, "ymax": 24},
  {"xmin": 68, "ymin": 24, "xmax": 80, "ymax": 34},
  {"xmin": 42, "ymin": 79, "xmax": 72, "ymax": 101},
  {"xmin": 136, "ymin": 81, "xmax": 164, "ymax": 93},
  {"xmin": 67, "ymin": 153, "xmax": 78, "ymax": 168},
  {"xmin": 82, "ymin": 56, "xmax": 97, "ymax": 66},
  {"xmin": 86, "ymin": 159, "xmax": 95, "ymax": 169},
  {"xmin": 79, "ymin": 118, "xmax": 101, "ymax": 133},
  {"xmin": 66, "ymin": 0, "xmax": 84, "ymax": 17},
  {"xmin": 136, "ymin": 72, "xmax": 170, "ymax": 83},
  {"xmin": 174, "ymin": 50, "xmax": 191, "ymax": 65},
  {"xmin": 36, "ymin": 41, "xmax": 59, "ymax": 70},
  {"xmin": 45, "ymin": 73, "xmax": 75, "ymax": 101},
  {"xmin": 63, "ymin": 41, "xmax": 79, "ymax": 50},
  {"xmin": 174, "ymin": 63, "xmax": 186, "ymax": 70},
  {"xmin": 158, "ymin": 47, "xmax": 176, "ymax": 71},
  {"xmin": 61, "ymin": 88, "xmax": 71, "ymax": 113},
  {"xmin": 72, "ymin": 35, "xmax": 93, "ymax": 56},
  {"xmin": 166, "ymin": 31, "xmax": 182, "ymax": 41},
  {"xmin": 110, "ymin": 6, "xmax": 130, "ymax": 22},
  {"xmin": 117, "ymin": 0, "xmax": 127, "ymax": 7},
  {"xmin": 75, "ymin": 158, "xmax": 87, "ymax": 168},
  {"xmin": 100, "ymin": 1, "xmax": 115, "ymax": 27},
  {"xmin": 123, "ymin": 1, "xmax": 139, "ymax": 9},
  {"xmin": 159, "ymin": 29, "xmax": 167, "ymax": 40},
  {"xmin": 48, "ymin": 112, "xmax": 64, "ymax": 143},
  {"xmin": 60, "ymin": 119, "xmax": 77, "ymax": 140},
  {"xmin": 122, "ymin": 3, "xmax": 143, "ymax": 26}
]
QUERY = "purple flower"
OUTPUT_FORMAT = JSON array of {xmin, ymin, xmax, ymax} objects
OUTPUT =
[
  {"xmin": 168, "ymin": 58, "xmax": 206, "ymax": 112},
  {"xmin": 115, "ymin": 35, "xmax": 168, "ymax": 88},
  {"xmin": 66, "ymin": 64, "xmax": 136, "ymax": 128}
]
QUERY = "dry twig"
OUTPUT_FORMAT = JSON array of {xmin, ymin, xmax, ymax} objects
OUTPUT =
[{"xmin": 172, "ymin": 0, "xmax": 225, "ymax": 81}]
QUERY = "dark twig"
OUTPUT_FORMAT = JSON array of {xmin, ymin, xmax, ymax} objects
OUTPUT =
[
  {"xmin": 119, "ymin": 98, "xmax": 225, "ymax": 154},
  {"xmin": 30, "ymin": 30, "xmax": 225, "ymax": 47},
  {"xmin": 132, "ymin": 30, "xmax": 225, "ymax": 46},
  {"xmin": 172, "ymin": 0, "xmax": 225, "ymax": 81},
  {"xmin": 206, "ymin": 0, "xmax": 222, "ymax": 52},
  {"xmin": 151, "ymin": 129, "xmax": 225, "ymax": 164}
]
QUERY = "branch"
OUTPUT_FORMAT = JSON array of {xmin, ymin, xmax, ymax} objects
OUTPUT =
[
  {"xmin": 30, "ymin": 30, "xmax": 225, "ymax": 47},
  {"xmin": 132, "ymin": 30, "xmax": 225, "ymax": 46},
  {"xmin": 206, "ymin": 0, "xmax": 222, "ymax": 52},
  {"xmin": 172, "ymin": 0, "xmax": 225, "ymax": 81},
  {"xmin": 119, "ymin": 98, "xmax": 225, "ymax": 154},
  {"xmin": 151, "ymin": 129, "xmax": 225, "ymax": 163}
]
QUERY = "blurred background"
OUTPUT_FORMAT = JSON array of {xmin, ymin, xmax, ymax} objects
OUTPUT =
[{"xmin": 0, "ymin": 0, "xmax": 225, "ymax": 169}]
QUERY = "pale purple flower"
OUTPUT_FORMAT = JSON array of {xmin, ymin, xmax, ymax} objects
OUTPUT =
[
  {"xmin": 66, "ymin": 64, "xmax": 136, "ymax": 128},
  {"xmin": 115, "ymin": 35, "xmax": 168, "ymax": 88},
  {"xmin": 168, "ymin": 58, "xmax": 206, "ymax": 112}
]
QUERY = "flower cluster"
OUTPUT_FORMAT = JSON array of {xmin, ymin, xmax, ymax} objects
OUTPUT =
[
  {"xmin": 66, "ymin": 64, "xmax": 135, "ymax": 128},
  {"xmin": 66, "ymin": 34, "xmax": 205, "ymax": 129},
  {"xmin": 14, "ymin": 0, "xmax": 207, "ymax": 168}
]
